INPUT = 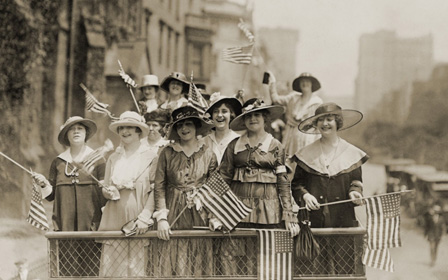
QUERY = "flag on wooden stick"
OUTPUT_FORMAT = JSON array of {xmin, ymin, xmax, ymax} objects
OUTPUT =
[
  {"xmin": 196, "ymin": 172, "xmax": 252, "ymax": 231},
  {"xmin": 238, "ymin": 19, "xmax": 255, "ymax": 43},
  {"xmin": 187, "ymin": 80, "xmax": 209, "ymax": 115},
  {"xmin": 362, "ymin": 193, "xmax": 401, "ymax": 272},
  {"xmin": 27, "ymin": 180, "xmax": 50, "ymax": 231},
  {"xmin": 77, "ymin": 139, "xmax": 114, "ymax": 175},
  {"xmin": 80, "ymin": 84, "xmax": 117, "ymax": 120},
  {"xmin": 257, "ymin": 229, "xmax": 293, "ymax": 280},
  {"xmin": 222, "ymin": 43, "xmax": 254, "ymax": 65}
]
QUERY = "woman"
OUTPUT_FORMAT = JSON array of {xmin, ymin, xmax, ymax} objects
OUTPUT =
[
  {"xmin": 137, "ymin": 74, "xmax": 160, "ymax": 113},
  {"xmin": 203, "ymin": 92, "xmax": 242, "ymax": 164},
  {"xmin": 152, "ymin": 105, "xmax": 217, "ymax": 277},
  {"xmin": 291, "ymin": 102, "xmax": 367, "ymax": 228},
  {"xmin": 219, "ymin": 98, "xmax": 299, "ymax": 274},
  {"xmin": 32, "ymin": 116, "xmax": 105, "ymax": 231},
  {"xmin": 159, "ymin": 72, "xmax": 190, "ymax": 111},
  {"xmin": 143, "ymin": 108, "xmax": 170, "ymax": 152},
  {"xmin": 267, "ymin": 71, "xmax": 323, "ymax": 158},
  {"xmin": 98, "ymin": 111, "xmax": 156, "ymax": 277}
]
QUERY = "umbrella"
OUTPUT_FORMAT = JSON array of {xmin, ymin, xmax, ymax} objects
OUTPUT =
[{"xmin": 295, "ymin": 208, "xmax": 320, "ymax": 261}]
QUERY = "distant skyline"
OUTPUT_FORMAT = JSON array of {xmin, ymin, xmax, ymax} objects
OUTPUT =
[{"xmin": 252, "ymin": 0, "xmax": 448, "ymax": 97}]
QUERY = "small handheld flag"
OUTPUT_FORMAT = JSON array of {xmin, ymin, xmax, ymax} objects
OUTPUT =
[
  {"xmin": 118, "ymin": 60, "xmax": 141, "ymax": 114},
  {"xmin": 27, "ymin": 180, "xmax": 50, "ymax": 231},
  {"xmin": 80, "ymin": 83, "xmax": 118, "ymax": 120},
  {"xmin": 222, "ymin": 43, "xmax": 254, "ymax": 65},
  {"xmin": 187, "ymin": 73, "xmax": 209, "ymax": 115}
]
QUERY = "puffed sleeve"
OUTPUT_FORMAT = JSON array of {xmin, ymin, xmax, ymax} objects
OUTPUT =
[
  {"xmin": 273, "ymin": 143, "xmax": 297, "ymax": 223},
  {"xmin": 218, "ymin": 139, "xmax": 237, "ymax": 186},
  {"xmin": 153, "ymin": 146, "xmax": 169, "ymax": 221}
]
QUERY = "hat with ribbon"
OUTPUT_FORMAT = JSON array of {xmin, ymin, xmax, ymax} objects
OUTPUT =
[
  {"xmin": 292, "ymin": 72, "xmax": 321, "ymax": 93},
  {"xmin": 144, "ymin": 109, "xmax": 171, "ymax": 126},
  {"xmin": 167, "ymin": 105, "xmax": 214, "ymax": 140},
  {"xmin": 205, "ymin": 92, "xmax": 242, "ymax": 117},
  {"xmin": 160, "ymin": 72, "xmax": 190, "ymax": 93},
  {"xmin": 138, "ymin": 75, "xmax": 159, "ymax": 89},
  {"xmin": 229, "ymin": 98, "xmax": 284, "ymax": 131},
  {"xmin": 58, "ymin": 116, "xmax": 97, "ymax": 146},
  {"xmin": 109, "ymin": 111, "xmax": 149, "ymax": 138},
  {"xmin": 298, "ymin": 102, "xmax": 363, "ymax": 134}
]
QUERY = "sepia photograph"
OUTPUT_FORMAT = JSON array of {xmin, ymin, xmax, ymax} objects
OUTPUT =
[{"xmin": 1, "ymin": 0, "xmax": 447, "ymax": 279}]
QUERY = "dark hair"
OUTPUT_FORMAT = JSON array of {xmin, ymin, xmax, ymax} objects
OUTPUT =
[
  {"xmin": 211, "ymin": 101, "xmax": 237, "ymax": 122},
  {"xmin": 175, "ymin": 118, "xmax": 202, "ymax": 130},
  {"xmin": 313, "ymin": 114, "xmax": 344, "ymax": 130},
  {"xmin": 65, "ymin": 123, "xmax": 89, "ymax": 144},
  {"xmin": 117, "ymin": 126, "xmax": 142, "ymax": 136},
  {"xmin": 243, "ymin": 109, "xmax": 271, "ymax": 126}
]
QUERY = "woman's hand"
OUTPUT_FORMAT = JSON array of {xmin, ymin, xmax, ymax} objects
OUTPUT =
[
  {"xmin": 157, "ymin": 219, "xmax": 172, "ymax": 241},
  {"xmin": 286, "ymin": 222, "xmax": 300, "ymax": 237},
  {"xmin": 209, "ymin": 218, "xmax": 223, "ymax": 231},
  {"xmin": 32, "ymin": 172, "xmax": 49, "ymax": 187},
  {"xmin": 349, "ymin": 191, "xmax": 363, "ymax": 206},
  {"xmin": 135, "ymin": 219, "xmax": 149, "ymax": 235},
  {"xmin": 102, "ymin": 186, "xmax": 120, "ymax": 200},
  {"xmin": 303, "ymin": 193, "xmax": 320, "ymax": 211}
]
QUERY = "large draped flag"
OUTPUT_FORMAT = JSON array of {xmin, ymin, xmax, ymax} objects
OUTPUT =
[
  {"xmin": 362, "ymin": 193, "xmax": 401, "ymax": 272},
  {"xmin": 196, "ymin": 172, "xmax": 252, "ymax": 231},
  {"xmin": 27, "ymin": 180, "xmax": 50, "ymax": 231},
  {"xmin": 80, "ymin": 83, "xmax": 117, "ymax": 120},
  {"xmin": 257, "ymin": 229, "xmax": 293, "ymax": 280},
  {"xmin": 187, "ymin": 81, "xmax": 209, "ymax": 115}
]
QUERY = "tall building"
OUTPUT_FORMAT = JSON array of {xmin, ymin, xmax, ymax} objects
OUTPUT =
[{"xmin": 354, "ymin": 30, "xmax": 433, "ymax": 115}]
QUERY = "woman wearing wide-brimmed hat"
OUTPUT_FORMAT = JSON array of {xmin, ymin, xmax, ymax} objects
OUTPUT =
[
  {"xmin": 203, "ymin": 92, "xmax": 242, "ymax": 164},
  {"xmin": 32, "ymin": 116, "xmax": 106, "ymax": 232},
  {"xmin": 152, "ymin": 105, "xmax": 217, "ymax": 276},
  {"xmin": 137, "ymin": 74, "xmax": 160, "ymax": 113},
  {"xmin": 98, "ymin": 111, "xmax": 156, "ymax": 277},
  {"xmin": 267, "ymin": 71, "xmax": 323, "ymax": 158},
  {"xmin": 159, "ymin": 72, "xmax": 190, "ymax": 111},
  {"xmin": 291, "ymin": 102, "xmax": 368, "ymax": 228}
]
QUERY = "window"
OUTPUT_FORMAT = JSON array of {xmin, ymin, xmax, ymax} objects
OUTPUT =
[
  {"xmin": 159, "ymin": 21, "xmax": 164, "ymax": 65},
  {"xmin": 191, "ymin": 43, "xmax": 203, "ymax": 78},
  {"xmin": 174, "ymin": 33, "xmax": 179, "ymax": 69},
  {"xmin": 167, "ymin": 28, "xmax": 172, "ymax": 68}
]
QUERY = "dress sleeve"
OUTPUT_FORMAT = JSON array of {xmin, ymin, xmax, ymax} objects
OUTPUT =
[
  {"xmin": 291, "ymin": 158, "xmax": 310, "ymax": 204},
  {"xmin": 273, "ymin": 144, "xmax": 297, "ymax": 223},
  {"xmin": 348, "ymin": 166, "xmax": 363, "ymax": 195},
  {"xmin": 219, "ymin": 140, "xmax": 236, "ymax": 186},
  {"xmin": 269, "ymin": 83, "xmax": 294, "ymax": 106},
  {"xmin": 45, "ymin": 159, "xmax": 58, "ymax": 201},
  {"xmin": 154, "ymin": 147, "xmax": 168, "ymax": 213}
]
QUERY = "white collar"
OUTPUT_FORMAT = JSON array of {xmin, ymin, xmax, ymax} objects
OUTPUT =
[
  {"xmin": 235, "ymin": 133, "xmax": 274, "ymax": 153},
  {"xmin": 57, "ymin": 146, "xmax": 94, "ymax": 163},
  {"xmin": 209, "ymin": 130, "xmax": 240, "ymax": 144}
]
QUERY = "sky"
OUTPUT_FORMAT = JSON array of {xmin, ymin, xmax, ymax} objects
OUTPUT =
[{"xmin": 252, "ymin": 0, "xmax": 448, "ymax": 97}]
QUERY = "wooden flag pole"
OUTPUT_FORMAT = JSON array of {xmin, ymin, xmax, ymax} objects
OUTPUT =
[
  {"xmin": 0, "ymin": 152, "xmax": 33, "ymax": 175},
  {"xmin": 118, "ymin": 60, "xmax": 141, "ymax": 115},
  {"xmin": 297, "ymin": 190, "xmax": 414, "ymax": 211}
]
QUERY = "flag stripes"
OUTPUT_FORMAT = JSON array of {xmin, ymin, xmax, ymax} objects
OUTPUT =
[
  {"xmin": 222, "ymin": 43, "xmax": 254, "ymax": 65},
  {"xmin": 238, "ymin": 19, "xmax": 255, "ymax": 43},
  {"xmin": 363, "ymin": 248, "xmax": 393, "ymax": 272},
  {"xmin": 258, "ymin": 230, "xmax": 293, "ymax": 280},
  {"xmin": 187, "ymin": 82, "xmax": 209, "ymax": 115},
  {"xmin": 80, "ymin": 84, "xmax": 117, "ymax": 119},
  {"xmin": 26, "ymin": 181, "xmax": 50, "ymax": 231},
  {"xmin": 196, "ymin": 172, "xmax": 251, "ymax": 231}
]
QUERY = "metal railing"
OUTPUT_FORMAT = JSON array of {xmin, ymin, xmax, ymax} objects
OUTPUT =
[{"xmin": 46, "ymin": 228, "xmax": 366, "ymax": 279}]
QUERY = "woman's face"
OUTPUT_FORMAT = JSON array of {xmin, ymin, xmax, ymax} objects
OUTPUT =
[
  {"xmin": 67, "ymin": 124, "xmax": 87, "ymax": 146},
  {"xmin": 146, "ymin": 121, "xmax": 163, "ymax": 142},
  {"xmin": 118, "ymin": 126, "xmax": 141, "ymax": 145},
  {"xmin": 300, "ymin": 78, "xmax": 312, "ymax": 93},
  {"xmin": 212, "ymin": 103, "xmax": 232, "ymax": 131},
  {"xmin": 244, "ymin": 111, "xmax": 265, "ymax": 133},
  {"xmin": 176, "ymin": 119, "xmax": 196, "ymax": 142},
  {"xmin": 316, "ymin": 115, "xmax": 338, "ymax": 136},
  {"xmin": 142, "ymin": 86, "xmax": 157, "ymax": 100},
  {"xmin": 168, "ymin": 80, "xmax": 183, "ymax": 97}
]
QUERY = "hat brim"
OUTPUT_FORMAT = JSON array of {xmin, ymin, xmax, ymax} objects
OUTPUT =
[
  {"xmin": 168, "ymin": 116, "xmax": 214, "ymax": 141},
  {"xmin": 109, "ymin": 121, "xmax": 149, "ymax": 138},
  {"xmin": 205, "ymin": 97, "xmax": 242, "ymax": 116},
  {"xmin": 58, "ymin": 119, "xmax": 97, "ymax": 146},
  {"xmin": 298, "ymin": 110, "xmax": 363, "ymax": 134},
  {"xmin": 292, "ymin": 76, "xmax": 321, "ymax": 93},
  {"xmin": 230, "ymin": 105, "xmax": 284, "ymax": 131},
  {"xmin": 138, "ymin": 84, "xmax": 159, "ymax": 89},
  {"xmin": 160, "ymin": 77, "xmax": 190, "ymax": 93}
]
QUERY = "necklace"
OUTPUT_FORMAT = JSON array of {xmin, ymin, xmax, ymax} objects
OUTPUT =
[
  {"xmin": 64, "ymin": 161, "xmax": 78, "ymax": 177},
  {"xmin": 319, "ymin": 138, "xmax": 340, "ymax": 169}
]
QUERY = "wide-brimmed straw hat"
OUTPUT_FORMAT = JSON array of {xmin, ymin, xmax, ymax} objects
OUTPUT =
[
  {"xmin": 109, "ymin": 111, "xmax": 149, "ymax": 138},
  {"xmin": 205, "ymin": 92, "xmax": 242, "ymax": 117},
  {"xmin": 229, "ymin": 98, "xmax": 284, "ymax": 131},
  {"xmin": 292, "ymin": 72, "xmax": 321, "ymax": 93},
  {"xmin": 298, "ymin": 102, "xmax": 363, "ymax": 134},
  {"xmin": 58, "ymin": 116, "xmax": 97, "ymax": 146},
  {"xmin": 138, "ymin": 75, "xmax": 159, "ymax": 89},
  {"xmin": 167, "ymin": 105, "xmax": 214, "ymax": 140},
  {"xmin": 160, "ymin": 72, "xmax": 190, "ymax": 93}
]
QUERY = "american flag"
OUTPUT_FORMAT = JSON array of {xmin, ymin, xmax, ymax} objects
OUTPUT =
[
  {"xmin": 79, "ymin": 139, "xmax": 114, "ymax": 174},
  {"xmin": 26, "ymin": 180, "xmax": 50, "ymax": 231},
  {"xmin": 238, "ymin": 19, "xmax": 255, "ymax": 43},
  {"xmin": 362, "ymin": 193, "xmax": 401, "ymax": 272},
  {"xmin": 258, "ymin": 230, "xmax": 293, "ymax": 280},
  {"xmin": 196, "ymin": 172, "xmax": 252, "ymax": 231},
  {"xmin": 222, "ymin": 43, "xmax": 254, "ymax": 65},
  {"xmin": 187, "ymin": 82, "xmax": 209, "ymax": 115},
  {"xmin": 80, "ymin": 84, "xmax": 117, "ymax": 120}
]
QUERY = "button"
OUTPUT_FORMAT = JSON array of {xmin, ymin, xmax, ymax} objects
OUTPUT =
[
  {"xmin": 319, "ymin": 196, "xmax": 323, "ymax": 199},
  {"xmin": 72, "ymin": 179, "xmax": 75, "ymax": 183},
  {"xmin": 75, "ymin": 172, "xmax": 79, "ymax": 177}
]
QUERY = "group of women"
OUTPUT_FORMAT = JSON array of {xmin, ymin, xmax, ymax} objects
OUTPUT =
[{"xmin": 32, "ymin": 70, "xmax": 369, "ymax": 276}]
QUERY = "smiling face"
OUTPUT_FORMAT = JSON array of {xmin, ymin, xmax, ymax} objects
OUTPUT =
[
  {"xmin": 141, "ymin": 86, "xmax": 157, "ymax": 100},
  {"xmin": 212, "ymin": 103, "xmax": 234, "ymax": 131},
  {"xmin": 176, "ymin": 119, "xmax": 197, "ymax": 142},
  {"xmin": 168, "ymin": 80, "xmax": 184, "ymax": 97},
  {"xmin": 146, "ymin": 121, "xmax": 163, "ymax": 142},
  {"xmin": 67, "ymin": 124, "xmax": 87, "ymax": 146},
  {"xmin": 316, "ymin": 114, "xmax": 338, "ymax": 137},
  {"xmin": 118, "ymin": 126, "xmax": 141, "ymax": 145},
  {"xmin": 243, "ymin": 111, "xmax": 266, "ymax": 133}
]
